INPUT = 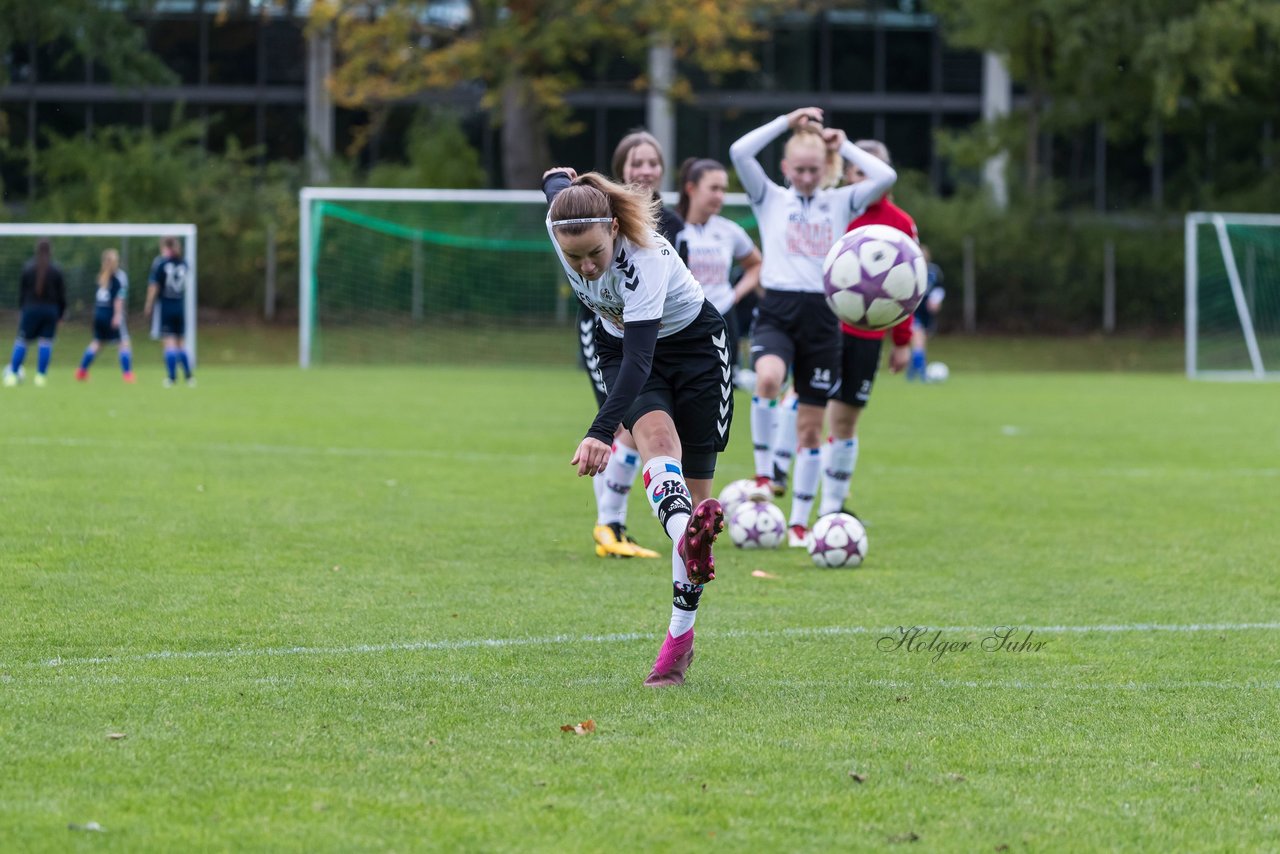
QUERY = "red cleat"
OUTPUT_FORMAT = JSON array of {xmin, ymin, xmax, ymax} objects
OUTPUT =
[
  {"xmin": 122, "ymin": 371, "xmax": 137, "ymax": 384},
  {"xmin": 74, "ymin": 368, "xmax": 88, "ymax": 382},
  {"xmin": 677, "ymin": 498, "xmax": 724, "ymax": 585}
]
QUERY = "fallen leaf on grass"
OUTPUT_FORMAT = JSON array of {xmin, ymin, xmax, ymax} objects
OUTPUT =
[
  {"xmin": 106, "ymin": 733, "xmax": 127, "ymax": 740},
  {"xmin": 888, "ymin": 831, "xmax": 920, "ymax": 843},
  {"xmin": 750, "ymin": 570, "xmax": 780, "ymax": 579},
  {"xmin": 849, "ymin": 772, "xmax": 867, "ymax": 783},
  {"xmin": 947, "ymin": 773, "xmax": 966, "ymax": 783},
  {"xmin": 560, "ymin": 719, "xmax": 596, "ymax": 735}
]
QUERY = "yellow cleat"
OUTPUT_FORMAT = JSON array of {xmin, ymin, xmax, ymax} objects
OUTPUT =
[{"xmin": 593, "ymin": 523, "xmax": 660, "ymax": 559}]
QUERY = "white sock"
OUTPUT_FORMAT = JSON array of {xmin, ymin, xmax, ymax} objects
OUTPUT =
[
  {"xmin": 789, "ymin": 447, "xmax": 822, "ymax": 528},
  {"xmin": 596, "ymin": 441, "xmax": 640, "ymax": 526},
  {"xmin": 592, "ymin": 471, "xmax": 607, "ymax": 520},
  {"xmin": 642, "ymin": 456, "xmax": 700, "ymax": 638},
  {"xmin": 750, "ymin": 396, "xmax": 777, "ymax": 479},
  {"xmin": 769, "ymin": 396, "xmax": 799, "ymax": 482},
  {"xmin": 818, "ymin": 437, "xmax": 859, "ymax": 516}
]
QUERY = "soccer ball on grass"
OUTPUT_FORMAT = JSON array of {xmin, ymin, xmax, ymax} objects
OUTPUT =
[
  {"xmin": 728, "ymin": 500, "xmax": 787, "ymax": 550},
  {"xmin": 807, "ymin": 513, "xmax": 869, "ymax": 568}
]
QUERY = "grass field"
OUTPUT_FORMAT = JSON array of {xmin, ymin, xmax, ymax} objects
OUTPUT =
[{"xmin": 1, "ymin": 336, "xmax": 1277, "ymax": 851}]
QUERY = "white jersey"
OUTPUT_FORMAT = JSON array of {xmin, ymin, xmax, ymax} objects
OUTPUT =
[
  {"xmin": 677, "ymin": 215, "xmax": 756, "ymax": 316},
  {"xmin": 729, "ymin": 115, "xmax": 897, "ymax": 294},
  {"xmin": 546, "ymin": 224, "xmax": 705, "ymax": 338}
]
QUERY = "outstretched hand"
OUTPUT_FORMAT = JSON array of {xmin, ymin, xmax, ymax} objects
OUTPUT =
[
  {"xmin": 543, "ymin": 166, "xmax": 578, "ymax": 182},
  {"xmin": 786, "ymin": 107, "xmax": 824, "ymax": 131},
  {"xmin": 571, "ymin": 437, "xmax": 612, "ymax": 477}
]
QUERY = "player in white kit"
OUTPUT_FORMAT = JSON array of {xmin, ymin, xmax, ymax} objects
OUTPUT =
[
  {"xmin": 729, "ymin": 107, "xmax": 896, "ymax": 547},
  {"xmin": 544, "ymin": 167, "xmax": 734, "ymax": 687}
]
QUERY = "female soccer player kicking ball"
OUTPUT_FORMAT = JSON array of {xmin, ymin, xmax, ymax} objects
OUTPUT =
[{"xmin": 544, "ymin": 167, "xmax": 733, "ymax": 686}]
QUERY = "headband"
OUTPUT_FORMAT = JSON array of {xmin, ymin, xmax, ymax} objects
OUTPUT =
[{"xmin": 551, "ymin": 217, "xmax": 614, "ymax": 227}]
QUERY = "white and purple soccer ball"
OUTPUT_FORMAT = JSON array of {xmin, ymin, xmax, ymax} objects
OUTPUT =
[
  {"xmin": 822, "ymin": 224, "xmax": 928, "ymax": 331},
  {"xmin": 718, "ymin": 478, "xmax": 760, "ymax": 521},
  {"xmin": 728, "ymin": 500, "xmax": 787, "ymax": 550},
  {"xmin": 807, "ymin": 513, "xmax": 869, "ymax": 568}
]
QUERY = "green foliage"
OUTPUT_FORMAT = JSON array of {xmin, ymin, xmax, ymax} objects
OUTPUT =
[
  {"xmin": 364, "ymin": 111, "xmax": 487, "ymax": 189},
  {"xmin": 31, "ymin": 117, "xmax": 301, "ymax": 311},
  {"xmin": 894, "ymin": 172, "xmax": 1184, "ymax": 332},
  {"xmin": 0, "ymin": 0, "xmax": 172, "ymax": 87}
]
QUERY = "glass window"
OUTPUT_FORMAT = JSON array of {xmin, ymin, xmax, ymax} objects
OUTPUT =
[
  {"xmin": 675, "ymin": 105, "xmax": 710, "ymax": 164},
  {"xmin": 148, "ymin": 17, "xmax": 201, "ymax": 85},
  {"xmin": 208, "ymin": 105, "xmax": 258, "ymax": 153},
  {"xmin": 882, "ymin": 112, "xmax": 932, "ymax": 173},
  {"xmin": 829, "ymin": 27, "xmax": 874, "ymax": 92},
  {"xmin": 884, "ymin": 29, "xmax": 932, "ymax": 93},
  {"xmin": 37, "ymin": 102, "xmax": 87, "ymax": 142},
  {"xmin": 262, "ymin": 22, "xmax": 304, "ymax": 85},
  {"xmin": 771, "ymin": 25, "xmax": 817, "ymax": 91},
  {"xmin": 37, "ymin": 39, "xmax": 86, "ymax": 83},
  {"xmin": 207, "ymin": 20, "xmax": 258, "ymax": 85},
  {"xmin": 940, "ymin": 47, "xmax": 981, "ymax": 94}
]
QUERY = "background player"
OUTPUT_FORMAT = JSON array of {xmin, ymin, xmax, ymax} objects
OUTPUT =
[
  {"xmin": 544, "ymin": 167, "xmax": 731, "ymax": 687},
  {"xmin": 574, "ymin": 130, "xmax": 685, "ymax": 561},
  {"xmin": 729, "ymin": 108, "xmax": 896, "ymax": 546},
  {"xmin": 143, "ymin": 236, "xmax": 194, "ymax": 388},
  {"xmin": 818, "ymin": 140, "xmax": 914, "ymax": 519},
  {"xmin": 674, "ymin": 157, "xmax": 762, "ymax": 386},
  {"xmin": 75, "ymin": 248, "xmax": 136, "ymax": 383},
  {"xmin": 908, "ymin": 244, "xmax": 946, "ymax": 380},
  {"xmin": 4, "ymin": 239, "xmax": 66, "ymax": 388}
]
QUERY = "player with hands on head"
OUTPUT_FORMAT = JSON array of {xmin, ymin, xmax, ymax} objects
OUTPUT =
[{"xmin": 729, "ymin": 106, "xmax": 896, "ymax": 547}]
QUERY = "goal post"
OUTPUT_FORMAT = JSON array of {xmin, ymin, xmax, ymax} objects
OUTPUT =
[
  {"xmin": 297, "ymin": 187, "xmax": 756, "ymax": 368},
  {"xmin": 1185, "ymin": 212, "xmax": 1280, "ymax": 380},
  {"xmin": 0, "ymin": 223, "xmax": 198, "ymax": 366}
]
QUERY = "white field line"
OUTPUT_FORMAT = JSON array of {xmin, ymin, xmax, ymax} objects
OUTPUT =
[
  {"xmin": 12, "ymin": 622, "xmax": 1280, "ymax": 671},
  {"xmin": 5, "ymin": 437, "xmax": 1279, "ymax": 478}
]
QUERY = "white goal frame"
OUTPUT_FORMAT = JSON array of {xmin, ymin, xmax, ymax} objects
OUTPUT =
[
  {"xmin": 0, "ymin": 223, "xmax": 198, "ymax": 366},
  {"xmin": 1185, "ymin": 212, "xmax": 1278, "ymax": 381},
  {"xmin": 297, "ymin": 187, "xmax": 751, "ymax": 368}
]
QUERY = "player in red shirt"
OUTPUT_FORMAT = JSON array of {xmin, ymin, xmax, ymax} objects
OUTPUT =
[{"xmin": 818, "ymin": 140, "xmax": 914, "ymax": 519}]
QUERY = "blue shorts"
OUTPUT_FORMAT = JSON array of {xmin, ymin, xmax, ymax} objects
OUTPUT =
[
  {"xmin": 93, "ymin": 313, "xmax": 128, "ymax": 343},
  {"xmin": 159, "ymin": 306, "xmax": 185, "ymax": 337},
  {"xmin": 19, "ymin": 305, "xmax": 59, "ymax": 340}
]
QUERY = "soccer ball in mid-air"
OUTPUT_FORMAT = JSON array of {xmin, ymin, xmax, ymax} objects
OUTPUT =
[
  {"xmin": 718, "ymin": 478, "xmax": 759, "ymax": 520},
  {"xmin": 925, "ymin": 361, "xmax": 950, "ymax": 383},
  {"xmin": 728, "ymin": 500, "xmax": 787, "ymax": 549},
  {"xmin": 807, "ymin": 513, "xmax": 869, "ymax": 568},
  {"xmin": 822, "ymin": 224, "xmax": 928, "ymax": 330}
]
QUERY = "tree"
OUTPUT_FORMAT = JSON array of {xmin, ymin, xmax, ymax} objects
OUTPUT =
[{"xmin": 310, "ymin": 0, "xmax": 796, "ymax": 188}]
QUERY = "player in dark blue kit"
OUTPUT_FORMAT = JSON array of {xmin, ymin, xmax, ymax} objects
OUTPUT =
[
  {"xmin": 75, "ymin": 248, "xmax": 136, "ymax": 384},
  {"xmin": 4, "ymin": 239, "xmax": 67, "ymax": 388},
  {"xmin": 143, "ymin": 236, "xmax": 194, "ymax": 387}
]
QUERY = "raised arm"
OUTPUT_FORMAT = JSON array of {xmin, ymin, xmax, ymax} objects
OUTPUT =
[
  {"xmin": 728, "ymin": 115, "xmax": 790, "ymax": 206},
  {"xmin": 542, "ymin": 167, "xmax": 577, "ymax": 206}
]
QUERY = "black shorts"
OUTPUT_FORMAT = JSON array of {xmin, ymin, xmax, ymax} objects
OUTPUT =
[
  {"xmin": 595, "ymin": 301, "xmax": 732, "ymax": 480},
  {"xmin": 576, "ymin": 299, "xmax": 608, "ymax": 408},
  {"xmin": 159, "ymin": 306, "xmax": 185, "ymax": 337},
  {"xmin": 749, "ymin": 290, "xmax": 841, "ymax": 406},
  {"xmin": 93, "ymin": 313, "xmax": 128, "ymax": 343},
  {"xmin": 19, "ymin": 305, "xmax": 59, "ymax": 340},
  {"xmin": 914, "ymin": 307, "xmax": 937, "ymax": 335},
  {"xmin": 834, "ymin": 334, "xmax": 883, "ymax": 408}
]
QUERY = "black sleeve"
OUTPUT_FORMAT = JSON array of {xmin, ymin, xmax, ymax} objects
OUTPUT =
[
  {"xmin": 657, "ymin": 205, "xmax": 685, "ymax": 246},
  {"xmin": 543, "ymin": 171, "xmax": 574, "ymax": 206},
  {"xmin": 585, "ymin": 320, "xmax": 660, "ymax": 444}
]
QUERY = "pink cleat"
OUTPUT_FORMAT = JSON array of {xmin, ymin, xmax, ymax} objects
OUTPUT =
[
  {"xmin": 644, "ymin": 630, "xmax": 695, "ymax": 687},
  {"xmin": 75, "ymin": 368, "xmax": 88, "ymax": 382},
  {"xmin": 677, "ymin": 498, "xmax": 724, "ymax": 585},
  {"xmin": 122, "ymin": 371, "xmax": 137, "ymax": 384}
]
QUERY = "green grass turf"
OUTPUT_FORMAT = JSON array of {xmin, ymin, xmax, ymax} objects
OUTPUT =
[{"xmin": 1, "ymin": 353, "xmax": 1277, "ymax": 851}]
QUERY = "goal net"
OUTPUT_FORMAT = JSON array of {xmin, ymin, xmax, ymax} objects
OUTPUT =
[
  {"xmin": 1185, "ymin": 213, "xmax": 1280, "ymax": 380},
  {"xmin": 298, "ymin": 188, "xmax": 756, "ymax": 367},
  {"xmin": 0, "ymin": 223, "xmax": 198, "ymax": 366}
]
